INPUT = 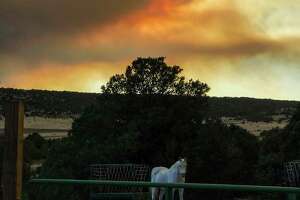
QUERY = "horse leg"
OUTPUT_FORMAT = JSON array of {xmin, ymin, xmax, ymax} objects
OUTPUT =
[
  {"xmin": 151, "ymin": 187, "xmax": 158, "ymax": 200},
  {"xmin": 179, "ymin": 188, "xmax": 184, "ymax": 200},
  {"xmin": 159, "ymin": 188, "xmax": 165, "ymax": 200},
  {"xmin": 172, "ymin": 188, "xmax": 176, "ymax": 200}
]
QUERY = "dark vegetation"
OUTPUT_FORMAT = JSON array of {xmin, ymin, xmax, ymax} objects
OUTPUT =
[
  {"xmin": 208, "ymin": 97, "xmax": 298, "ymax": 122},
  {"xmin": 0, "ymin": 88, "xmax": 97, "ymax": 117},
  {"xmin": 0, "ymin": 57, "xmax": 299, "ymax": 200},
  {"xmin": 0, "ymin": 132, "xmax": 52, "ymax": 199},
  {"xmin": 258, "ymin": 105, "xmax": 300, "ymax": 185},
  {"xmin": 22, "ymin": 57, "xmax": 297, "ymax": 200},
  {"xmin": 23, "ymin": 133, "xmax": 52, "ymax": 184},
  {"xmin": 0, "ymin": 90, "xmax": 298, "ymax": 121}
]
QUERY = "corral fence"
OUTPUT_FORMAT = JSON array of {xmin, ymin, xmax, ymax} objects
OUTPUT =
[
  {"xmin": 284, "ymin": 161, "xmax": 300, "ymax": 187},
  {"xmin": 30, "ymin": 179, "xmax": 300, "ymax": 200},
  {"xmin": 89, "ymin": 164, "xmax": 150, "ymax": 199}
]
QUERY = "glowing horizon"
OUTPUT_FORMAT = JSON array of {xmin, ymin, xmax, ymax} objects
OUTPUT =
[{"xmin": 1, "ymin": 0, "xmax": 300, "ymax": 100}]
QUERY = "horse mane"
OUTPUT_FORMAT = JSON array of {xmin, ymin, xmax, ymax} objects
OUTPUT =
[{"xmin": 170, "ymin": 160, "xmax": 180, "ymax": 169}]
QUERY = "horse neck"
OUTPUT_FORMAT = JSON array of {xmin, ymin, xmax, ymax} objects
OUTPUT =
[{"xmin": 169, "ymin": 162, "xmax": 180, "ymax": 172}]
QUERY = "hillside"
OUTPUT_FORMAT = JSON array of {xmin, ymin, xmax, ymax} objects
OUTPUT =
[
  {"xmin": 0, "ymin": 88, "xmax": 98, "ymax": 118},
  {"xmin": 0, "ymin": 88, "xmax": 298, "ymax": 136},
  {"xmin": 208, "ymin": 97, "xmax": 298, "ymax": 122},
  {"xmin": 0, "ymin": 88, "xmax": 298, "ymax": 118},
  {"xmin": 208, "ymin": 97, "xmax": 298, "ymax": 135}
]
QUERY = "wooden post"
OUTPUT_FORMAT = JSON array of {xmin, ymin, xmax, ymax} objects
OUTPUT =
[{"xmin": 1, "ymin": 102, "xmax": 24, "ymax": 200}]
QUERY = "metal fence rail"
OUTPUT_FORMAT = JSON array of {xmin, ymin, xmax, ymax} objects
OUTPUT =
[{"xmin": 30, "ymin": 179, "xmax": 300, "ymax": 200}]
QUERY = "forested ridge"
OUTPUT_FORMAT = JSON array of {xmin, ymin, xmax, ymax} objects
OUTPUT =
[
  {"xmin": 0, "ymin": 88, "xmax": 298, "ymax": 120},
  {"xmin": 208, "ymin": 97, "xmax": 298, "ymax": 122},
  {"xmin": 0, "ymin": 88, "xmax": 97, "ymax": 117}
]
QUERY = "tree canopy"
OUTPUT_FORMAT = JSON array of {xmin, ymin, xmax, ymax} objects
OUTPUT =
[{"xmin": 101, "ymin": 57, "xmax": 210, "ymax": 96}]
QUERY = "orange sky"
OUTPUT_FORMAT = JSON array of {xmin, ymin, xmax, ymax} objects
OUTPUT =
[{"xmin": 0, "ymin": 0, "xmax": 300, "ymax": 100}]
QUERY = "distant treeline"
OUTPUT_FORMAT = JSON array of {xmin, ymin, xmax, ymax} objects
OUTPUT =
[
  {"xmin": 0, "ymin": 88, "xmax": 98, "ymax": 118},
  {"xmin": 0, "ymin": 88, "xmax": 298, "ymax": 120},
  {"xmin": 208, "ymin": 97, "xmax": 299, "ymax": 122}
]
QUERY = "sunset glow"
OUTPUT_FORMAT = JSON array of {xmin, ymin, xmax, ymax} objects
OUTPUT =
[{"xmin": 1, "ymin": 0, "xmax": 299, "ymax": 100}]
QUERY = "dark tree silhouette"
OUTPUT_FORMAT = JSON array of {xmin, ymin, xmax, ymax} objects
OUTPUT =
[{"xmin": 101, "ymin": 57, "xmax": 210, "ymax": 96}]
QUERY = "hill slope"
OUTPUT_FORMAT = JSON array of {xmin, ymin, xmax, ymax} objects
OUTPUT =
[
  {"xmin": 0, "ymin": 88, "xmax": 97, "ymax": 117},
  {"xmin": 0, "ymin": 88, "xmax": 298, "ymax": 135}
]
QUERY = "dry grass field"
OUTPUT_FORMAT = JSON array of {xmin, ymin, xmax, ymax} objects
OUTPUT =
[
  {"xmin": 0, "ymin": 115, "xmax": 290, "ymax": 138},
  {"xmin": 222, "ymin": 115, "xmax": 289, "ymax": 136},
  {"xmin": 0, "ymin": 116, "xmax": 72, "ymax": 139}
]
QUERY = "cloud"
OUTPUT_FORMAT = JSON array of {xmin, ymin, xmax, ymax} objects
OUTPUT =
[
  {"xmin": 0, "ymin": 0, "xmax": 300, "ymax": 100},
  {"xmin": 1, "ymin": 0, "xmax": 298, "ymax": 65},
  {"xmin": 2, "ymin": 62, "xmax": 123, "ymax": 92},
  {"xmin": 0, "ymin": 0, "xmax": 281, "ymax": 60},
  {"xmin": 0, "ymin": 0, "xmax": 149, "ymax": 51}
]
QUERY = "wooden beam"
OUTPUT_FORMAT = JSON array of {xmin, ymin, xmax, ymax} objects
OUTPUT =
[{"xmin": 1, "ymin": 101, "xmax": 24, "ymax": 200}]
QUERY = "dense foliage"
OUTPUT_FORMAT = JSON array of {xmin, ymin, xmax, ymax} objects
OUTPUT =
[
  {"xmin": 24, "ymin": 133, "xmax": 49, "ymax": 162},
  {"xmin": 0, "ymin": 88, "xmax": 97, "ymax": 117},
  {"xmin": 258, "ymin": 105, "xmax": 300, "ymax": 186},
  {"xmin": 30, "ymin": 96, "xmax": 259, "ymax": 200},
  {"xmin": 0, "ymin": 87, "xmax": 298, "ymax": 120},
  {"xmin": 101, "ymin": 57, "xmax": 210, "ymax": 96},
  {"xmin": 27, "ymin": 58, "xmax": 260, "ymax": 200},
  {"xmin": 208, "ymin": 97, "xmax": 298, "ymax": 122}
]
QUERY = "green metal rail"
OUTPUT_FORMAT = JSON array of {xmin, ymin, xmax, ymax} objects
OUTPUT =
[{"xmin": 30, "ymin": 179, "xmax": 300, "ymax": 200}]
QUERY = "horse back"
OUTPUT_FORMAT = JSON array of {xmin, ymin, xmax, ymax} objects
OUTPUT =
[{"xmin": 151, "ymin": 167, "xmax": 167, "ymax": 176}]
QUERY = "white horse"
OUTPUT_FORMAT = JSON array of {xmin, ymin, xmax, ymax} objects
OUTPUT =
[{"xmin": 151, "ymin": 158, "xmax": 187, "ymax": 200}]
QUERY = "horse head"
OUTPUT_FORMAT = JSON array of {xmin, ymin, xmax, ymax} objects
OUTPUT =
[{"xmin": 177, "ymin": 158, "xmax": 187, "ymax": 178}]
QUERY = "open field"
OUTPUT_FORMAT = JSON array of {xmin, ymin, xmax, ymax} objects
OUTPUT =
[
  {"xmin": 0, "ymin": 88, "xmax": 298, "ymax": 138},
  {"xmin": 0, "ymin": 114, "xmax": 291, "ymax": 138},
  {"xmin": 0, "ymin": 116, "xmax": 72, "ymax": 139},
  {"xmin": 222, "ymin": 115, "xmax": 290, "ymax": 136}
]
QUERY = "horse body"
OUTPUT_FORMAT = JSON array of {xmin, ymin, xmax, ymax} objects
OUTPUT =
[{"xmin": 151, "ymin": 159, "xmax": 187, "ymax": 200}]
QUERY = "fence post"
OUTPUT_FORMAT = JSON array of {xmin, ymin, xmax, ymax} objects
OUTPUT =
[{"xmin": 1, "ymin": 101, "xmax": 24, "ymax": 200}]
